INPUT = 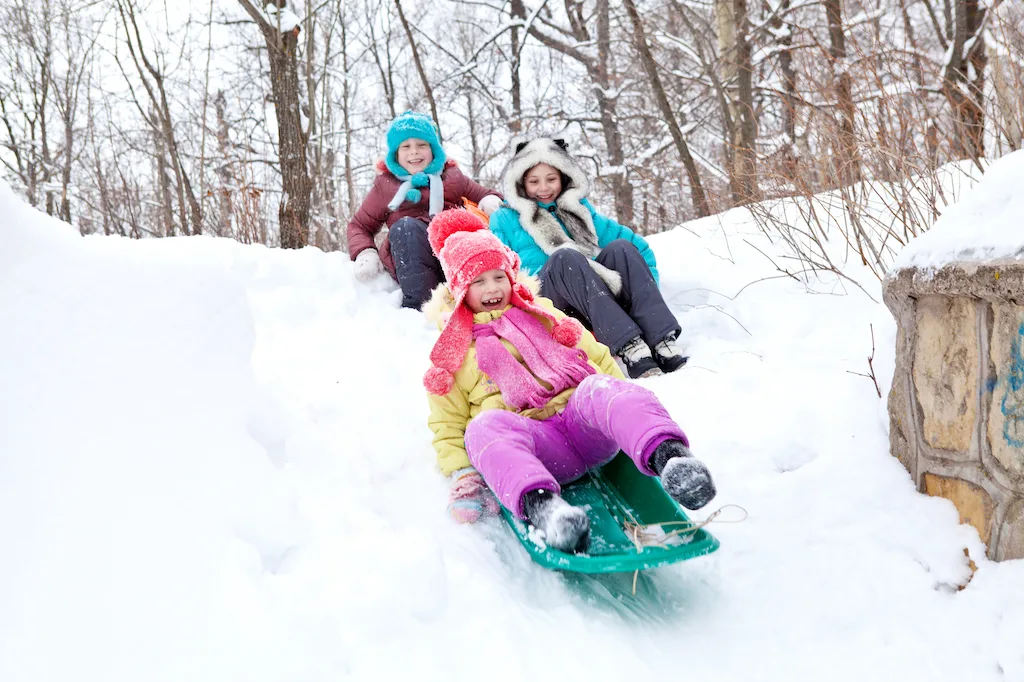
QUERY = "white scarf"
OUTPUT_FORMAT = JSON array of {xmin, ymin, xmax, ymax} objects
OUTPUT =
[{"xmin": 387, "ymin": 173, "xmax": 444, "ymax": 216}]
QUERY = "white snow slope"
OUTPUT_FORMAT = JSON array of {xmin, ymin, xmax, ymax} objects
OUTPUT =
[{"xmin": 2, "ymin": 178, "xmax": 1022, "ymax": 682}]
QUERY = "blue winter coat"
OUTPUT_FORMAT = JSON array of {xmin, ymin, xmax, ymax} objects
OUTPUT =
[{"xmin": 489, "ymin": 198, "xmax": 660, "ymax": 284}]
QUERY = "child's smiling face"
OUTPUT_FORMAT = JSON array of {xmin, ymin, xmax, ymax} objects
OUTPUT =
[
  {"xmin": 396, "ymin": 138, "xmax": 433, "ymax": 174},
  {"xmin": 465, "ymin": 269, "xmax": 512, "ymax": 314},
  {"xmin": 523, "ymin": 163, "xmax": 563, "ymax": 203}
]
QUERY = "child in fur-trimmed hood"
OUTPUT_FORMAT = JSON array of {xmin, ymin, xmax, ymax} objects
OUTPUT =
[
  {"xmin": 424, "ymin": 208, "xmax": 716, "ymax": 553},
  {"xmin": 488, "ymin": 137, "xmax": 687, "ymax": 379}
]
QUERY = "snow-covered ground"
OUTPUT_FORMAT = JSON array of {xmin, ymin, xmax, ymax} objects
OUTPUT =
[{"xmin": 2, "ymin": 176, "xmax": 1023, "ymax": 682}]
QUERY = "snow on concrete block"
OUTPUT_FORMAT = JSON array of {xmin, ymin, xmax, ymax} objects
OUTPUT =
[{"xmin": 891, "ymin": 149, "xmax": 1024, "ymax": 272}]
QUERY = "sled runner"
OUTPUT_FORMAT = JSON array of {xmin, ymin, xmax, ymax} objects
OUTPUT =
[{"xmin": 500, "ymin": 452, "xmax": 720, "ymax": 574}]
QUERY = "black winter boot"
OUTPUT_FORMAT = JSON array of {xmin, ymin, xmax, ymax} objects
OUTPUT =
[
  {"xmin": 522, "ymin": 489, "xmax": 590, "ymax": 553},
  {"xmin": 649, "ymin": 440, "xmax": 717, "ymax": 510},
  {"xmin": 652, "ymin": 335, "xmax": 689, "ymax": 373},
  {"xmin": 617, "ymin": 336, "xmax": 661, "ymax": 379}
]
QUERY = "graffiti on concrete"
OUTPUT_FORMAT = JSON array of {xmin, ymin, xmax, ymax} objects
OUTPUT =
[{"xmin": 1002, "ymin": 320, "xmax": 1024, "ymax": 448}]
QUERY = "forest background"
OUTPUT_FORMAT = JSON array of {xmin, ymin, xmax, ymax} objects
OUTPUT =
[{"xmin": 1, "ymin": 0, "xmax": 1020, "ymax": 279}]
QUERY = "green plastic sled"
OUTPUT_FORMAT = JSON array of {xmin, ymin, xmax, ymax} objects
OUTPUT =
[{"xmin": 500, "ymin": 452, "xmax": 720, "ymax": 574}]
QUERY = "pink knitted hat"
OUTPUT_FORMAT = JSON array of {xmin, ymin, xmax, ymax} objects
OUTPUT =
[{"xmin": 423, "ymin": 209, "xmax": 584, "ymax": 396}]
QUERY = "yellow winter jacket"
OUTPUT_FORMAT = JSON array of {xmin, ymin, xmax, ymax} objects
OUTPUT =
[{"xmin": 424, "ymin": 277, "xmax": 624, "ymax": 475}]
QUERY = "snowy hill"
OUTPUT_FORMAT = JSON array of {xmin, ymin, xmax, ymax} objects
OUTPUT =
[{"xmin": 2, "ymin": 178, "xmax": 1022, "ymax": 682}]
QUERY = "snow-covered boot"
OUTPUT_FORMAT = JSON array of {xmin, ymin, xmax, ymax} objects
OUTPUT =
[
  {"xmin": 618, "ymin": 336, "xmax": 661, "ymax": 379},
  {"xmin": 522, "ymin": 489, "xmax": 590, "ymax": 553},
  {"xmin": 653, "ymin": 335, "xmax": 688, "ymax": 373},
  {"xmin": 649, "ymin": 440, "xmax": 716, "ymax": 510}
]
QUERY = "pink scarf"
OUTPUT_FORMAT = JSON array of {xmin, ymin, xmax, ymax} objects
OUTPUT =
[{"xmin": 473, "ymin": 307, "xmax": 595, "ymax": 411}]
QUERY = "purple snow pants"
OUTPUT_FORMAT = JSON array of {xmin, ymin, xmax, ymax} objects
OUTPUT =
[{"xmin": 464, "ymin": 374, "xmax": 689, "ymax": 519}]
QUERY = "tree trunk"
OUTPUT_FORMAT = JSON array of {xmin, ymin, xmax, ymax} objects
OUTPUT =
[
  {"xmin": 731, "ymin": 0, "xmax": 759, "ymax": 204},
  {"xmin": 153, "ymin": 111, "xmax": 175, "ymax": 238},
  {"xmin": 340, "ymin": 9, "xmax": 355, "ymax": 217},
  {"xmin": 236, "ymin": 0, "xmax": 312, "ymax": 249},
  {"xmin": 509, "ymin": 0, "xmax": 526, "ymax": 133},
  {"xmin": 943, "ymin": 0, "xmax": 987, "ymax": 161},
  {"xmin": 715, "ymin": 0, "xmax": 738, "ymax": 189},
  {"xmin": 305, "ymin": 11, "xmax": 324, "ymax": 248},
  {"xmin": 38, "ymin": 9, "xmax": 55, "ymax": 217},
  {"xmin": 823, "ymin": 0, "xmax": 862, "ymax": 186},
  {"xmin": 268, "ymin": 24, "xmax": 312, "ymax": 248},
  {"xmin": 622, "ymin": 0, "xmax": 709, "ymax": 217},
  {"xmin": 989, "ymin": 42, "xmax": 1021, "ymax": 151},
  {"xmin": 60, "ymin": 97, "xmax": 73, "ymax": 223},
  {"xmin": 466, "ymin": 90, "xmax": 482, "ymax": 177},
  {"xmin": 594, "ymin": 0, "xmax": 633, "ymax": 224},
  {"xmin": 772, "ymin": 0, "xmax": 798, "ymax": 179},
  {"xmin": 197, "ymin": 0, "xmax": 216, "ymax": 234},
  {"xmin": 715, "ymin": 0, "xmax": 761, "ymax": 203},
  {"xmin": 214, "ymin": 90, "xmax": 235, "ymax": 238}
]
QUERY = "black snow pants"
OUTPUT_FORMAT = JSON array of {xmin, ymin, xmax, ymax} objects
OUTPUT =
[{"xmin": 538, "ymin": 239, "xmax": 680, "ymax": 355}]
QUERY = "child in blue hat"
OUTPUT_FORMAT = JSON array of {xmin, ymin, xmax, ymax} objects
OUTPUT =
[{"xmin": 347, "ymin": 111, "xmax": 503, "ymax": 309}]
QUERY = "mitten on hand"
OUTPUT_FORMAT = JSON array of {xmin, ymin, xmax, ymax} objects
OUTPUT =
[
  {"xmin": 447, "ymin": 467, "xmax": 500, "ymax": 523},
  {"xmin": 477, "ymin": 194, "xmax": 503, "ymax": 216},
  {"xmin": 353, "ymin": 249, "xmax": 384, "ymax": 281}
]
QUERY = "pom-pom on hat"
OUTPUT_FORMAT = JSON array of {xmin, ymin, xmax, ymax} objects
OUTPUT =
[
  {"xmin": 385, "ymin": 110, "xmax": 447, "ymax": 178},
  {"xmin": 423, "ymin": 210, "xmax": 585, "ymax": 396}
]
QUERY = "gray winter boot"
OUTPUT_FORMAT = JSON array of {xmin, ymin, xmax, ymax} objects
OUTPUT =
[
  {"xmin": 522, "ymin": 489, "xmax": 590, "ymax": 553},
  {"xmin": 649, "ymin": 440, "xmax": 717, "ymax": 510},
  {"xmin": 618, "ymin": 336, "xmax": 661, "ymax": 379}
]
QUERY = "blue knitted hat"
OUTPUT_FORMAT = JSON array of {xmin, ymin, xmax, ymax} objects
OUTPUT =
[{"xmin": 385, "ymin": 111, "xmax": 446, "ymax": 178}]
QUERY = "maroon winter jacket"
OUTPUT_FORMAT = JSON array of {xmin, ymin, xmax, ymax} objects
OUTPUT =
[{"xmin": 347, "ymin": 159, "xmax": 501, "ymax": 279}]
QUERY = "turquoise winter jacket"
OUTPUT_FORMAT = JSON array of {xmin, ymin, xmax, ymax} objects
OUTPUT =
[{"xmin": 488, "ymin": 198, "xmax": 660, "ymax": 284}]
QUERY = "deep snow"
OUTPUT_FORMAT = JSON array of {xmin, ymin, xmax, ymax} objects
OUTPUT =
[{"xmin": 2, "ymin": 178, "xmax": 1022, "ymax": 682}]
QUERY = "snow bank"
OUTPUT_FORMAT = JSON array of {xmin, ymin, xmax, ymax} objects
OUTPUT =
[
  {"xmin": 2, "ymin": 178, "xmax": 1023, "ymax": 682},
  {"xmin": 892, "ymin": 150, "xmax": 1024, "ymax": 271}
]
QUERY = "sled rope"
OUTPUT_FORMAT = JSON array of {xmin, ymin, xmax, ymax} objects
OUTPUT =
[{"xmin": 622, "ymin": 504, "xmax": 748, "ymax": 595}]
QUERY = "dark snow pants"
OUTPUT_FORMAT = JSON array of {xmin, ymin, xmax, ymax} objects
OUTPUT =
[
  {"xmin": 389, "ymin": 217, "xmax": 445, "ymax": 310},
  {"xmin": 538, "ymin": 239, "xmax": 680, "ymax": 355}
]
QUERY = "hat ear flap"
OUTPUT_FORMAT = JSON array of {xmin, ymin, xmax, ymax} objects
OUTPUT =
[{"xmin": 514, "ymin": 281, "xmax": 535, "ymax": 303}]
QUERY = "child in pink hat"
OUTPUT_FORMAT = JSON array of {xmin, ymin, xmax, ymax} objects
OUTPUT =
[{"xmin": 424, "ymin": 209, "xmax": 716, "ymax": 553}]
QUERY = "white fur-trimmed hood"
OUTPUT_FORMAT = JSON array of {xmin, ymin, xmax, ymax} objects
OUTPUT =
[
  {"xmin": 501, "ymin": 138, "xmax": 599, "ymax": 258},
  {"xmin": 498, "ymin": 138, "xmax": 623, "ymax": 296}
]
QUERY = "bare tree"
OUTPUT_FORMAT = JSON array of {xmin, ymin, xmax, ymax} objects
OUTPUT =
[
  {"xmin": 823, "ymin": 0, "xmax": 862, "ymax": 185},
  {"xmin": 366, "ymin": 0, "xmax": 398, "ymax": 119},
  {"xmin": 989, "ymin": 1, "xmax": 1022, "ymax": 152},
  {"xmin": 622, "ymin": 0, "xmax": 710, "ymax": 216},
  {"xmin": 394, "ymin": 0, "xmax": 441, "ymax": 137},
  {"xmin": 716, "ymin": 0, "xmax": 759, "ymax": 204},
  {"xmin": 236, "ymin": 0, "xmax": 312, "ymax": 249},
  {"xmin": 115, "ymin": 0, "xmax": 203, "ymax": 235},
  {"xmin": 520, "ymin": 0, "xmax": 635, "ymax": 223},
  {"xmin": 0, "ymin": 0, "xmax": 55, "ymax": 211},
  {"xmin": 942, "ymin": 0, "xmax": 988, "ymax": 161}
]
